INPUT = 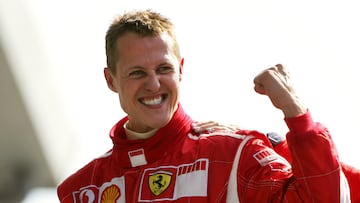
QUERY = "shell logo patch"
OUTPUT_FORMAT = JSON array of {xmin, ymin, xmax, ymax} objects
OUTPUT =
[
  {"xmin": 101, "ymin": 185, "xmax": 120, "ymax": 202},
  {"xmin": 72, "ymin": 176, "xmax": 125, "ymax": 203},
  {"xmin": 148, "ymin": 170, "xmax": 172, "ymax": 196}
]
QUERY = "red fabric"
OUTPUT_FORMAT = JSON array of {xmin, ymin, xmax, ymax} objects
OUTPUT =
[
  {"xmin": 274, "ymin": 124, "xmax": 360, "ymax": 203},
  {"xmin": 57, "ymin": 106, "xmax": 346, "ymax": 202},
  {"xmin": 341, "ymin": 163, "xmax": 360, "ymax": 203}
]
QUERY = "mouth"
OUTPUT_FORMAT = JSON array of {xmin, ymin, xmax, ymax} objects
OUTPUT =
[{"xmin": 139, "ymin": 94, "xmax": 168, "ymax": 106}]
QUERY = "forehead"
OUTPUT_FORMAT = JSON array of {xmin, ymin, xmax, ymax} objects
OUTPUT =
[{"xmin": 115, "ymin": 32, "xmax": 177, "ymax": 68}]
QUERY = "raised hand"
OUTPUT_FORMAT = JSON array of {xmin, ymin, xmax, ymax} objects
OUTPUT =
[{"xmin": 253, "ymin": 64, "xmax": 307, "ymax": 118}]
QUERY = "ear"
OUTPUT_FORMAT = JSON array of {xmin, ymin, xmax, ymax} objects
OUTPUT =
[
  {"xmin": 104, "ymin": 67, "xmax": 118, "ymax": 93},
  {"xmin": 179, "ymin": 58, "xmax": 184, "ymax": 81}
]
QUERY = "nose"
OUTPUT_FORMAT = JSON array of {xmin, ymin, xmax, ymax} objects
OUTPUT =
[{"xmin": 145, "ymin": 73, "xmax": 161, "ymax": 92}]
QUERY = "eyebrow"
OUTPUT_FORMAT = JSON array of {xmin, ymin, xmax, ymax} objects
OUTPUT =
[{"xmin": 127, "ymin": 62, "xmax": 173, "ymax": 70}]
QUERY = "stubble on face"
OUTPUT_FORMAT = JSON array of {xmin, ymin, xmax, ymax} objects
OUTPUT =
[{"xmin": 113, "ymin": 32, "xmax": 182, "ymax": 133}]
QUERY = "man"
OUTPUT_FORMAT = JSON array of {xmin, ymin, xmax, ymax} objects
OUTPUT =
[{"xmin": 57, "ymin": 10, "xmax": 350, "ymax": 202}]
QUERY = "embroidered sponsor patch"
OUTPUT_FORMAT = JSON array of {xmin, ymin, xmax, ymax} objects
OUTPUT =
[
  {"xmin": 128, "ymin": 148, "xmax": 147, "ymax": 167},
  {"xmin": 138, "ymin": 158, "xmax": 209, "ymax": 202},
  {"xmin": 253, "ymin": 148, "xmax": 291, "ymax": 172},
  {"xmin": 149, "ymin": 170, "xmax": 172, "ymax": 196},
  {"xmin": 253, "ymin": 148, "xmax": 277, "ymax": 166},
  {"xmin": 72, "ymin": 177, "xmax": 125, "ymax": 203}
]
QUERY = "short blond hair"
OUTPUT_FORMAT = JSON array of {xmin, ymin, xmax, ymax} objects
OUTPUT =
[{"xmin": 105, "ymin": 10, "xmax": 181, "ymax": 73}]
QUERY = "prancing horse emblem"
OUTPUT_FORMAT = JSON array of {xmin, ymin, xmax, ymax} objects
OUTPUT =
[{"xmin": 148, "ymin": 170, "xmax": 172, "ymax": 196}]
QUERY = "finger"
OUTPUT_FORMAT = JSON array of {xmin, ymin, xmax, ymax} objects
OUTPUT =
[
  {"xmin": 192, "ymin": 121, "xmax": 218, "ymax": 133},
  {"xmin": 275, "ymin": 64, "xmax": 284, "ymax": 71},
  {"xmin": 253, "ymin": 67, "xmax": 277, "ymax": 95},
  {"xmin": 253, "ymin": 72, "xmax": 265, "ymax": 94},
  {"xmin": 192, "ymin": 121, "xmax": 241, "ymax": 133},
  {"xmin": 253, "ymin": 83, "xmax": 266, "ymax": 95},
  {"xmin": 275, "ymin": 64, "xmax": 290, "ymax": 77},
  {"xmin": 192, "ymin": 125, "xmax": 215, "ymax": 133},
  {"xmin": 206, "ymin": 127, "xmax": 214, "ymax": 133},
  {"xmin": 199, "ymin": 122, "xmax": 220, "ymax": 132},
  {"xmin": 192, "ymin": 121, "xmax": 216, "ymax": 128}
]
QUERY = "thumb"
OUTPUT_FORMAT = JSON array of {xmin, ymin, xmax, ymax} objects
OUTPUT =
[{"xmin": 253, "ymin": 74, "xmax": 266, "ymax": 95}]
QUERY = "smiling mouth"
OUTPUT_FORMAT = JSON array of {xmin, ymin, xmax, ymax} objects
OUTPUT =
[{"xmin": 140, "ymin": 94, "xmax": 168, "ymax": 106}]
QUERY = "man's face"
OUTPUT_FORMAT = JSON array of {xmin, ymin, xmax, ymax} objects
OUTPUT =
[{"xmin": 104, "ymin": 32, "xmax": 183, "ymax": 133}]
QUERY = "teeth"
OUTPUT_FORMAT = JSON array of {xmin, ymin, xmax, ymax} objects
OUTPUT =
[{"xmin": 142, "ymin": 96, "xmax": 162, "ymax": 105}]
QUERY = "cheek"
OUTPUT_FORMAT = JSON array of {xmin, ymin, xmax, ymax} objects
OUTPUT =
[
  {"xmin": 118, "ymin": 81, "xmax": 139, "ymax": 102},
  {"xmin": 173, "ymin": 75, "xmax": 182, "ymax": 88},
  {"xmin": 166, "ymin": 77, "xmax": 181, "ymax": 98},
  {"xmin": 118, "ymin": 88, "xmax": 135, "ymax": 113},
  {"xmin": 119, "ymin": 85, "xmax": 133, "ymax": 99}
]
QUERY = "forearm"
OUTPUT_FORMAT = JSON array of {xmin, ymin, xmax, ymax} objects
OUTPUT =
[{"xmin": 285, "ymin": 111, "xmax": 345, "ymax": 202}]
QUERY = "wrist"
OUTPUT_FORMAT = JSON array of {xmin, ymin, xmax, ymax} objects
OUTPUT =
[
  {"xmin": 281, "ymin": 97, "xmax": 307, "ymax": 118},
  {"xmin": 285, "ymin": 110, "xmax": 313, "ymax": 135}
]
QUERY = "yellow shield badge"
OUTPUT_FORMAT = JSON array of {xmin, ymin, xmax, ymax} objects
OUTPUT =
[{"xmin": 148, "ymin": 171, "xmax": 172, "ymax": 196}]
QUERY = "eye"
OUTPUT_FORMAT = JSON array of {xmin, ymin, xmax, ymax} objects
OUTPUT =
[
  {"xmin": 157, "ymin": 66, "xmax": 173, "ymax": 74},
  {"xmin": 129, "ymin": 70, "xmax": 146, "ymax": 79}
]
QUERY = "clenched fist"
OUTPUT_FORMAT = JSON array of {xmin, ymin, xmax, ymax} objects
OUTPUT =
[{"xmin": 253, "ymin": 64, "xmax": 307, "ymax": 118}]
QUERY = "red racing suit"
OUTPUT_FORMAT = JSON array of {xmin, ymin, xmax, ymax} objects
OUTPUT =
[
  {"xmin": 273, "ymin": 136, "xmax": 360, "ymax": 203},
  {"xmin": 57, "ymin": 105, "xmax": 350, "ymax": 202}
]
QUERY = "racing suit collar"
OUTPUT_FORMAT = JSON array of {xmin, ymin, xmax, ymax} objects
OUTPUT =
[{"xmin": 109, "ymin": 104, "xmax": 193, "ymax": 168}]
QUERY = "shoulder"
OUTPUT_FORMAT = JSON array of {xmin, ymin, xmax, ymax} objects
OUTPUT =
[
  {"xmin": 188, "ymin": 129, "xmax": 271, "ymax": 157},
  {"xmin": 57, "ymin": 150, "xmax": 113, "ymax": 201},
  {"xmin": 190, "ymin": 129, "xmax": 268, "ymax": 145}
]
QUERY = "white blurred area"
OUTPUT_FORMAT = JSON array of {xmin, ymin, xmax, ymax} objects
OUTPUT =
[
  {"xmin": 20, "ymin": 188, "xmax": 57, "ymax": 203},
  {"xmin": 0, "ymin": 0, "xmax": 359, "ymax": 202}
]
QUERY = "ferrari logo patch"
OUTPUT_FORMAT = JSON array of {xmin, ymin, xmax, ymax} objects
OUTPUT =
[
  {"xmin": 139, "ymin": 159, "xmax": 209, "ymax": 201},
  {"xmin": 149, "ymin": 171, "xmax": 172, "ymax": 196}
]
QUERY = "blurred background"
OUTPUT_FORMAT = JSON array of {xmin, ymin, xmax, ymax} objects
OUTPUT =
[{"xmin": 0, "ymin": 0, "xmax": 359, "ymax": 202}]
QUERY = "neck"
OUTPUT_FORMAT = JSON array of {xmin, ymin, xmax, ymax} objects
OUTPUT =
[{"xmin": 123, "ymin": 121, "xmax": 158, "ymax": 140}]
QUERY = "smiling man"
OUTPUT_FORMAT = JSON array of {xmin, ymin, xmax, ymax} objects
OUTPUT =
[
  {"xmin": 104, "ymin": 31, "xmax": 182, "ymax": 136},
  {"xmin": 57, "ymin": 10, "xmax": 350, "ymax": 202}
]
